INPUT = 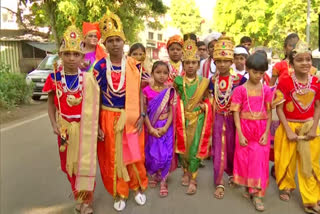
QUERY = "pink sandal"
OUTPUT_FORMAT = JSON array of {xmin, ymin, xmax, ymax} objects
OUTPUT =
[{"xmin": 159, "ymin": 182, "xmax": 168, "ymax": 197}]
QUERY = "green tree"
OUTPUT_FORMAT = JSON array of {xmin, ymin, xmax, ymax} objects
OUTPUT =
[
  {"xmin": 213, "ymin": 0, "xmax": 320, "ymax": 55},
  {"xmin": 15, "ymin": 0, "xmax": 167, "ymax": 47},
  {"xmin": 169, "ymin": 0, "xmax": 202, "ymax": 34}
]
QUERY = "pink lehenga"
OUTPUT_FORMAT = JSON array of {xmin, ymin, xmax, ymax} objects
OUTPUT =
[{"xmin": 230, "ymin": 84, "xmax": 273, "ymax": 197}]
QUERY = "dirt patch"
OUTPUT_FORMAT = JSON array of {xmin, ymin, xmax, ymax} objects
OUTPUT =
[{"xmin": 0, "ymin": 99, "xmax": 47, "ymax": 125}]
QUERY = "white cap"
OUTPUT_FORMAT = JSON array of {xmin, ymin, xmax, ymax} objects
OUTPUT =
[
  {"xmin": 234, "ymin": 47, "xmax": 249, "ymax": 55},
  {"xmin": 204, "ymin": 32, "xmax": 222, "ymax": 46}
]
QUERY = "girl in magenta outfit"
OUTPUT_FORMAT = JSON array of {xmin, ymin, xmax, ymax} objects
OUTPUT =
[
  {"xmin": 230, "ymin": 53, "xmax": 273, "ymax": 212},
  {"xmin": 143, "ymin": 61, "xmax": 175, "ymax": 198}
]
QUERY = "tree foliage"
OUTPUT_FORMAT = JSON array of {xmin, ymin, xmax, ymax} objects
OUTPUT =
[
  {"xmin": 169, "ymin": 0, "xmax": 203, "ymax": 34},
  {"xmin": 213, "ymin": 0, "xmax": 320, "ymax": 55},
  {"xmin": 17, "ymin": 0, "xmax": 167, "ymax": 46}
]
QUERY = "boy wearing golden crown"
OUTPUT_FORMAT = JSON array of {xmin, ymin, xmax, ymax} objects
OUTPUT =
[
  {"xmin": 209, "ymin": 36, "xmax": 247, "ymax": 199},
  {"xmin": 43, "ymin": 22, "xmax": 100, "ymax": 214},
  {"xmin": 273, "ymin": 41, "xmax": 320, "ymax": 214},
  {"xmin": 93, "ymin": 10, "xmax": 148, "ymax": 211},
  {"xmin": 174, "ymin": 38, "xmax": 213, "ymax": 195}
]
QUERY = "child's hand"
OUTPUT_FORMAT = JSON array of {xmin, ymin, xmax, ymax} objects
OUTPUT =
[
  {"xmin": 259, "ymin": 132, "xmax": 268, "ymax": 146},
  {"xmin": 305, "ymin": 129, "xmax": 317, "ymax": 140},
  {"xmin": 157, "ymin": 127, "xmax": 167, "ymax": 136},
  {"xmin": 52, "ymin": 123, "xmax": 60, "ymax": 135},
  {"xmin": 98, "ymin": 127, "xmax": 105, "ymax": 142},
  {"xmin": 239, "ymin": 134, "xmax": 248, "ymax": 146},
  {"xmin": 150, "ymin": 127, "xmax": 161, "ymax": 138},
  {"xmin": 286, "ymin": 129, "xmax": 298, "ymax": 142}
]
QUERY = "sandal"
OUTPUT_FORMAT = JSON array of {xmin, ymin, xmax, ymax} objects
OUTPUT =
[
  {"xmin": 181, "ymin": 172, "xmax": 190, "ymax": 186},
  {"xmin": 214, "ymin": 185, "xmax": 225, "ymax": 199},
  {"xmin": 242, "ymin": 188, "xmax": 250, "ymax": 199},
  {"xmin": 228, "ymin": 176, "xmax": 235, "ymax": 187},
  {"xmin": 186, "ymin": 180, "xmax": 197, "ymax": 195},
  {"xmin": 149, "ymin": 176, "xmax": 158, "ymax": 188},
  {"xmin": 279, "ymin": 189, "xmax": 291, "ymax": 202},
  {"xmin": 75, "ymin": 203, "xmax": 81, "ymax": 212},
  {"xmin": 159, "ymin": 182, "xmax": 168, "ymax": 197},
  {"xmin": 305, "ymin": 205, "xmax": 320, "ymax": 214},
  {"xmin": 252, "ymin": 196, "xmax": 265, "ymax": 212},
  {"xmin": 80, "ymin": 203, "xmax": 93, "ymax": 214}
]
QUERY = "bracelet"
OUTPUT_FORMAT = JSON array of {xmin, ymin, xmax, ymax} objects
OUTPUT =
[{"xmin": 141, "ymin": 112, "xmax": 146, "ymax": 118}]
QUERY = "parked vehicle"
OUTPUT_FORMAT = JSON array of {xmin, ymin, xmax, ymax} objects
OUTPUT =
[{"xmin": 26, "ymin": 54, "xmax": 59, "ymax": 100}]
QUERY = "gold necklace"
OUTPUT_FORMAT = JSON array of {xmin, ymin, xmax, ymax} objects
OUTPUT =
[
  {"xmin": 170, "ymin": 60, "xmax": 181, "ymax": 72},
  {"xmin": 151, "ymin": 84, "xmax": 166, "ymax": 92},
  {"xmin": 183, "ymin": 75, "xmax": 199, "ymax": 101}
]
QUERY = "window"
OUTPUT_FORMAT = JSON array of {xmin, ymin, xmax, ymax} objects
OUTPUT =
[
  {"xmin": 158, "ymin": 34, "xmax": 162, "ymax": 41},
  {"xmin": 148, "ymin": 32, "xmax": 154, "ymax": 40}
]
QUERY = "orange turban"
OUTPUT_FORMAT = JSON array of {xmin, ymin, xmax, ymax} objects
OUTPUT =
[
  {"xmin": 167, "ymin": 35, "xmax": 183, "ymax": 49},
  {"xmin": 82, "ymin": 22, "xmax": 107, "ymax": 61},
  {"xmin": 82, "ymin": 22, "xmax": 101, "ymax": 41}
]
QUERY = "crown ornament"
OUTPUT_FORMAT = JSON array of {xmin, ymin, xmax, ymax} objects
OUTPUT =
[
  {"xmin": 99, "ymin": 9, "xmax": 126, "ymax": 42},
  {"xmin": 213, "ymin": 36, "xmax": 234, "ymax": 60},
  {"xmin": 59, "ymin": 18, "xmax": 84, "ymax": 53},
  {"xmin": 292, "ymin": 41, "xmax": 311, "ymax": 58},
  {"xmin": 182, "ymin": 38, "xmax": 200, "ymax": 61}
]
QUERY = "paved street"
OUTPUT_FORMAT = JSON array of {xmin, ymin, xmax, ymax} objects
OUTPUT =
[{"xmin": 1, "ymin": 110, "xmax": 306, "ymax": 214}]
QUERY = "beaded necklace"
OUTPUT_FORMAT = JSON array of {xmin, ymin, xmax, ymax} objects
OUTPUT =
[
  {"xmin": 61, "ymin": 69, "xmax": 83, "ymax": 93},
  {"xmin": 291, "ymin": 73, "xmax": 311, "ymax": 95},
  {"xmin": 106, "ymin": 55, "xmax": 126, "ymax": 93},
  {"xmin": 245, "ymin": 83, "xmax": 265, "ymax": 118},
  {"xmin": 214, "ymin": 74, "xmax": 234, "ymax": 110}
]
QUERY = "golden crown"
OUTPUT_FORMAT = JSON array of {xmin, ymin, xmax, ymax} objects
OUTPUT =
[
  {"xmin": 292, "ymin": 41, "xmax": 311, "ymax": 58},
  {"xmin": 59, "ymin": 20, "xmax": 84, "ymax": 53},
  {"xmin": 213, "ymin": 36, "xmax": 234, "ymax": 60},
  {"xmin": 182, "ymin": 38, "xmax": 200, "ymax": 61},
  {"xmin": 99, "ymin": 9, "xmax": 126, "ymax": 42}
]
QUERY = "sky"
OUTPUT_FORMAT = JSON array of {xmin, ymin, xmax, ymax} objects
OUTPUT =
[{"xmin": 162, "ymin": 0, "xmax": 217, "ymax": 21}]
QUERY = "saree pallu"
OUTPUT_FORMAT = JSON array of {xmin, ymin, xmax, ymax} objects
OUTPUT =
[
  {"xmin": 98, "ymin": 108, "xmax": 148, "ymax": 199},
  {"xmin": 145, "ymin": 88, "xmax": 175, "ymax": 179},
  {"xmin": 233, "ymin": 119, "xmax": 270, "ymax": 197},
  {"xmin": 212, "ymin": 113, "xmax": 235, "ymax": 186},
  {"xmin": 275, "ymin": 122, "xmax": 320, "ymax": 206}
]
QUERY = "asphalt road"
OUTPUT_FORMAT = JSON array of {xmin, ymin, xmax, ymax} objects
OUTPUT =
[{"xmin": 0, "ymin": 111, "xmax": 306, "ymax": 214}]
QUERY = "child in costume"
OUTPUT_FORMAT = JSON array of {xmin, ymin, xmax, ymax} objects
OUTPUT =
[
  {"xmin": 198, "ymin": 32, "xmax": 222, "ymax": 78},
  {"xmin": 273, "ymin": 41, "xmax": 320, "ymax": 214},
  {"xmin": 166, "ymin": 35, "xmax": 184, "ymax": 83},
  {"xmin": 231, "ymin": 45, "xmax": 249, "ymax": 76},
  {"xmin": 174, "ymin": 38, "xmax": 213, "ymax": 195},
  {"xmin": 93, "ymin": 10, "xmax": 148, "ymax": 212},
  {"xmin": 43, "ymin": 22, "xmax": 99, "ymax": 214},
  {"xmin": 231, "ymin": 53, "xmax": 273, "ymax": 211},
  {"xmin": 129, "ymin": 43, "xmax": 150, "ymax": 88},
  {"xmin": 81, "ymin": 22, "xmax": 106, "ymax": 71},
  {"xmin": 209, "ymin": 36, "xmax": 247, "ymax": 200},
  {"xmin": 143, "ymin": 61, "xmax": 176, "ymax": 197}
]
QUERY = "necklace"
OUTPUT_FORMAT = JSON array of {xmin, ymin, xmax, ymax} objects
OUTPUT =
[
  {"xmin": 292, "ymin": 73, "xmax": 311, "ymax": 95},
  {"xmin": 183, "ymin": 75, "xmax": 199, "ymax": 101},
  {"xmin": 106, "ymin": 55, "xmax": 126, "ymax": 93},
  {"xmin": 246, "ymin": 83, "xmax": 265, "ymax": 118},
  {"xmin": 214, "ymin": 74, "xmax": 234, "ymax": 110},
  {"xmin": 152, "ymin": 84, "xmax": 166, "ymax": 92},
  {"xmin": 61, "ymin": 69, "xmax": 83, "ymax": 93}
]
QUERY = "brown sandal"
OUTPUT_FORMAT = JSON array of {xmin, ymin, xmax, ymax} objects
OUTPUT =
[
  {"xmin": 305, "ymin": 205, "xmax": 320, "ymax": 214},
  {"xmin": 181, "ymin": 172, "xmax": 190, "ymax": 186},
  {"xmin": 186, "ymin": 180, "xmax": 197, "ymax": 195},
  {"xmin": 159, "ymin": 182, "xmax": 168, "ymax": 197},
  {"xmin": 279, "ymin": 189, "xmax": 291, "ymax": 202},
  {"xmin": 252, "ymin": 196, "xmax": 265, "ymax": 212},
  {"xmin": 214, "ymin": 185, "xmax": 225, "ymax": 199},
  {"xmin": 80, "ymin": 203, "xmax": 93, "ymax": 214}
]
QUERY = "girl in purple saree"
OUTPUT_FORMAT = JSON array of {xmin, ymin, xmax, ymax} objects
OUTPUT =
[{"xmin": 143, "ymin": 61, "xmax": 175, "ymax": 197}]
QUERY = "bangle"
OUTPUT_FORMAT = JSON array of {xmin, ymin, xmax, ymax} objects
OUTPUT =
[{"xmin": 141, "ymin": 112, "xmax": 146, "ymax": 118}]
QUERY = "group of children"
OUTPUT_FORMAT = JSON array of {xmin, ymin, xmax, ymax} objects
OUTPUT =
[{"xmin": 44, "ymin": 9, "xmax": 320, "ymax": 214}]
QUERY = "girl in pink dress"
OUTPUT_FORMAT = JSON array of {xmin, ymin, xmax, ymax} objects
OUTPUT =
[{"xmin": 230, "ymin": 53, "xmax": 273, "ymax": 212}]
